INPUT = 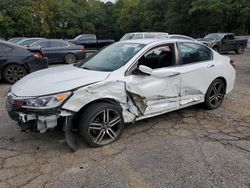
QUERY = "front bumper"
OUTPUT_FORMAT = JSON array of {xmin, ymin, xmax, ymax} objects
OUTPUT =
[
  {"xmin": 6, "ymin": 94, "xmax": 80, "ymax": 151},
  {"xmin": 6, "ymin": 100, "xmax": 60, "ymax": 133}
]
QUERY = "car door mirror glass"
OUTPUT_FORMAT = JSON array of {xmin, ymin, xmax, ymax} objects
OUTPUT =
[{"xmin": 139, "ymin": 65, "xmax": 152, "ymax": 75}]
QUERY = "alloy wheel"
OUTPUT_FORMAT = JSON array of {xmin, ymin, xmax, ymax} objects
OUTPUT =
[
  {"xmin": 65, "ymin": 54, "xmax": 76, "ymax": 64},
  {"xmin": 88, "ymin": 109, "xmax": 122, "ymax": 145},
  {"xmin": 208, "ymin": 81, "xmax": 225, "ymax": 108},
  {"xmin": 4, "ymin": 65, "xmax": 27, "ymax": 83}
]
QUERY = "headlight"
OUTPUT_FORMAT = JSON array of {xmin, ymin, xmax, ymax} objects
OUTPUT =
[{"xmin": 22, "ymin": 92, "xmax": 72, "ymax": 109}]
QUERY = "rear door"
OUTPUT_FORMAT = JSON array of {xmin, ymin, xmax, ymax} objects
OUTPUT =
[
  {"xmin": 176, "ymin": 42, "xmax": 216, "ymax": 106},
  {"xmin": 40, "ymin": 41, "xmax": 65, "ymax": 63}
]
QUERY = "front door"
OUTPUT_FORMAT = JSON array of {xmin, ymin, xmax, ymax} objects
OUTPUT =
[{"xmin": 125, "ymin": 43, "xmax": 181, "ymax": 117}]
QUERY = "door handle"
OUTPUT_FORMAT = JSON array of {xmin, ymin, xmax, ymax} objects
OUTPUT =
[
  {"xmin": 207, "ymin": 64, "xmax": 215, "ymax": 68},
  {"xmin": 169, "ymin": 72, "xmax": 181, "ymax": 77}
]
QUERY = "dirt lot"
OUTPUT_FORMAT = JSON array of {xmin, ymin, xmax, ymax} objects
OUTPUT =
[{"xmin": 0, "ymin": 52, "xmax": 250, "ymax": 188}]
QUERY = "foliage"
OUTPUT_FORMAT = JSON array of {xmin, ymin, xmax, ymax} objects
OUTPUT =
[{"xmin": 0, "ymin": 0, "xmax": 249, "ymax": 40}]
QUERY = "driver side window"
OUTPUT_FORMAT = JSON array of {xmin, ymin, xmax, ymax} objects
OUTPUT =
[{"xmin": 138, "ymin": 44, "xmax": 175, "ymax": 69}]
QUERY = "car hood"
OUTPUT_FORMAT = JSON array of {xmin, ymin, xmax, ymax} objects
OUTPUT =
[{"xmin": 11, "ymin": 65, "xmax": 111, "ymax": 97}]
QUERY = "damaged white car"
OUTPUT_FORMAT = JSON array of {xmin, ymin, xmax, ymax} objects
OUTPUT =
[{"xmin": 6, "ymin": 39, "xmax": 236, "ymax": 150}]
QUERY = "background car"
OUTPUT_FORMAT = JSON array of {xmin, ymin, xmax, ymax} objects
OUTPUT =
[
  {"xmin": 68, "ymin": 34, "xmax": 114, "ymax": 50},
  {"xmin": 8, "ymin": 37, "xmax": 26, "ymax": 44},
  {"xmin": 198, "ymin": 33, "xmax": 247, "ymax": 54},
  {"xmin": 120, "ymin": 32, "xmax": 195, "ymax": 41},
  {"xmin": 120, "ymin": 32, "xmax": 169, "ymax": 41},
  {"xmin": 17, "ymin": 38, "xmax": 44, "ymax": 47},
  {"xmin": 0, "ymin": 41, "xmax": 48, "ymax": 83},
  {"xmin": 31, "ymin": 39, "xmax": 86, "ymax": 64}
]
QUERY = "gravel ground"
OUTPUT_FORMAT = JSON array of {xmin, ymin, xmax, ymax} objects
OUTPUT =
[{"xmin": 0, "ymin": 52, "xmax": 249, "ymax": 188}]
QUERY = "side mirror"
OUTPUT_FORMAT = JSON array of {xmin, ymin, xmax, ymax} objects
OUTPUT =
[{"xmin": 138, "ymin": 65, "xmax": 152, "ymax": 75}]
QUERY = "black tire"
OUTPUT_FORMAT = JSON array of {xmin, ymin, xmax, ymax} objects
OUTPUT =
[
  {"xmin": 64, "ymin": 53, "xmax": 77, "ymax": 64},
  {"xmin": 236, "ymin": 45, "xmax": 244, "ymax": 54},
  {"xmin": 212, "ymin": 46, "xmax": 219, "ymax": 52},
  {"xmin": 2, "ymin": 64, "xmax": 28, "ymax": 84},
  {"xmin": 204, "ymin": 79, "xmax": 226, "ymax": 110},
  {"xmin": 79, "ymin": 102, "xmax": 124, "ymax": 147}
]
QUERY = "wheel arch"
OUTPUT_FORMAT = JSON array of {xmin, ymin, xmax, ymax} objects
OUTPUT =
[
  {"xmin": 217, "ymin": 76, "xmax": 227, "ymax": 90},
  {"xmin": 206, "ymin": 76, "xmax": 227, "ymax": 95},
  {"xmin": 75, "ymin": 98, "xmax": 122, "ymax": 118}
]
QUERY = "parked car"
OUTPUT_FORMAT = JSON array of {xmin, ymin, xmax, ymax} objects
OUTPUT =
[
  {"xmin": 68, "ymin": 34, "xmax": 114, "ymax": 49},
  {"xmin": 198, "ymin": 33, "xmax": 248, "ymax": 54},
  {"xmin": 120, "ymin": 32, "xmax": 169, "ymax": 40},
  {"xmin": 8, "ymin": 37, "xmax": 26, "ymax": 44},
  {"xmin": 17, "ymin": 38, "xmax": 45, "ymax": 47},
  {"xmin": 0, "ymin": 41, "xmax": 48, "ymax": 83},
  {"xmin": 31, "ymin": 39, "xmax": 86, "ymax": 64},
  {"xmin": 6, "ymin": 39, "xmax": 236, "ymax": 149},
  {"xmin": 120, "ymin": 32, "xmax": 195, "ymax": 41}
]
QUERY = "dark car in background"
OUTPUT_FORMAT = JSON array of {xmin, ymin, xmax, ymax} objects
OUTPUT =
[
  {"xmin": 68, "ymin": 34, "xmax": 114, "ymax": 50},
  {"xmin": 17, "ymin": 38, "xmax": 45, "ymax": 47},
  {"xmin": 198, "ymin": 33, "xmax": 247, "ymax": 54},
  {"xmin": 31, "ymin": 39, "xmax": 86, "ymax": 64},
  {"xmin": 8, "ymin": 37, "xmax": 26, "ymax": 44},
  {"xmin": 0, "ymin": 41, "xmax": 48, "ymax": 83}
]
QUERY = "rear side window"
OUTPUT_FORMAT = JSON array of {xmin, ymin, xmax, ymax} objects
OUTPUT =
[
  {"xmin": 144, "ymin": 34, "xmax": 157, "ymax": 38},
  {"xmin": 50, "ymin": 41, "xmax": 62, "ymax": 48},
  {"xmin": 0, "ymin": 45, "xmax": 12, "ymax": 52},
  {"xmin": 61, "ymin": 41, "xmax": 69, "ymax": 47},
  {"xmin": 133, "ymin": 34, "xmax": 143, "ymax": 39},
  {"xmin": 33, "ymin": 41, "xmax": 50, "ymax": 48},
  {"xmin": 179, "ymin": 42, "xmax": 212, "ymax": 65}
]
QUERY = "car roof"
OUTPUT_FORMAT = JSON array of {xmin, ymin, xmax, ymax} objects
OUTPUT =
[
  {"xmin": 35, "ymin": 39, "xmax": 64, "ymax": 42},
  {"xmin": 0, "ymin": 41, "xmax": 27, "ymax": 49},
  {"xmin": 208, "ymin": 33, "xmax": 234, "ymax": 36},
  {"xmin": 169, "ymin": 34, "xmax": 196, "ymax": 40},
  {"xmin": 126, "ymin": 32, "xmax": 168, "ymax": 35},
  {"xmin": 20, "ymin": 38, "xmax": 44, "ymax": 41},
  {"xmin": 118, "ymin": 38, "xmax": 199, "ymax": 45}
]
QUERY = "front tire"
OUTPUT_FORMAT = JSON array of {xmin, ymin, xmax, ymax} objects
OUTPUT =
[
  {"xmin": 204, "ymin": 79, "xmax": 226, "ymax": 110},
  {"xmin": 64, "ymin": 53, "xmax": 77, "ymax": 64},
  {"xmin": 2, "ymin": 64, "xmax": 28, "ymax": 84},
  {"xmin": 236, "ymin": 45, "xmax": 244, "ymax": 54},
  {"xmin": 79, "ymin": 102, "xmax": 124, "ymax": 147}
]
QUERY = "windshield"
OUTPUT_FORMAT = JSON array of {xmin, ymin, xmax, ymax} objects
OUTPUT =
[
  {"xmin": 120, "ymin": 33, "xmax": 135, "ymax": 41},
  {"xmin": 204, "ymin": 34, "xmax": 222, "ymax": 40},
  {"xmin": 77, "ymin": 42, "xmax": 145, "ymax": 71}
]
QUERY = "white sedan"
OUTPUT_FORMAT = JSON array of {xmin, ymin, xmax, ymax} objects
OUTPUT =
[{"xmin": 6, "ymin": 39, "xmax": 236, "ymax": 149}]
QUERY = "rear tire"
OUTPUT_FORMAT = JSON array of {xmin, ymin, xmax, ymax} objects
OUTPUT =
[
  {"xmin": 204, "ymin": 79, "xmax": 226, "ymax": 110},
  {"xmin": 64, "ymin": 53, "xmax": 77, "ymax": 64},
  {"xmin": 2, "ymin": 64, "xmax": 28, "ymax": 84},
  {"xmin": 236, "ymin": 45, "xmax": 244, "ymax": 54},
  {"xmin": 78, "ymin": 102, "xmax": 124, "ymax": 147}
]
